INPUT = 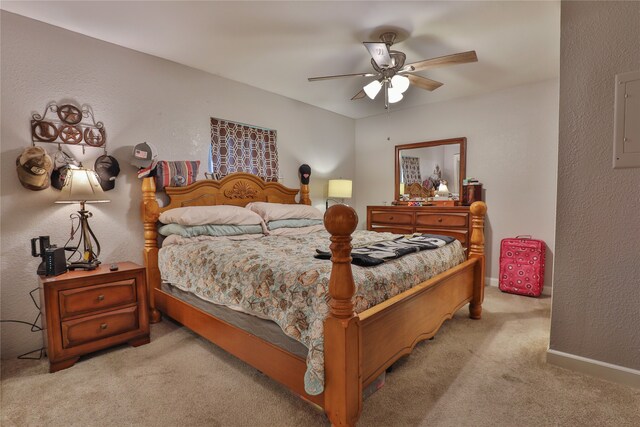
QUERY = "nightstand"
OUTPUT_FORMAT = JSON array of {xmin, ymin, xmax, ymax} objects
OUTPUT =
[{"xmin": 38, "ymin": 261, "xmax": 150, "ymax": 373}]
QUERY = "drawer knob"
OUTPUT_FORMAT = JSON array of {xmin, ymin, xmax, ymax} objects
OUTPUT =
[
  {"xmin": 437, "ymin": 217, "xmax": 443, "ymax": 222},
  {"xmin": 389, "ymin": 216, "xmax": 394, "ymax": 220},
  {"xmin": 100, "ymin": 323, "xmax": 108, "ymax": 330},
  {"xmin": 97, "ymin": 295, "xmax": 105, "ymax": 301}
]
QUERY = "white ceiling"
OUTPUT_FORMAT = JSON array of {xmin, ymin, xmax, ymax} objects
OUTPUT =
[{"xmin": 1, "ymin": 1, "xmax": 560, "ymax": 119}]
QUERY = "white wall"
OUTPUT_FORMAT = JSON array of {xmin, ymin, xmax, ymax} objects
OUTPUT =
[
  {"xmin": 354, "ymin": 80, "xmax": 559, "ymax": 284},
  {"xmin": 0, "ymin": 12, "xmax": 355, "ymax": 358},
  {"xmin": 550, "ymin": 1, "xmax": 640, "ymax": 371}
]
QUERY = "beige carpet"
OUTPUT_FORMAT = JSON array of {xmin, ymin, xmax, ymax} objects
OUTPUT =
[{"xmin": 2, "ymin": 287, "xmax": 639, "ymax": 426}]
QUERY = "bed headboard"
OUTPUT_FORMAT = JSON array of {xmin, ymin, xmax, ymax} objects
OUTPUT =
[
  {"xmin": 152, "ymin": 172, "xmax": 309, "ymax": 212},
  {"xmin": 140, "ymin": 172, "xmax": 311, "ymax": 322}
]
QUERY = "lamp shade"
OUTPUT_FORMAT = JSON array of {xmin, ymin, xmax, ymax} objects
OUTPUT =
[
  {"xmin": 328, "ymin": 179, "xmax": 352, "ymax": 199},
  {"xmin": 55, "ymin": 168, "xmax": 110, "ymax": 204},
  {"xmin": 363, "ymin": 80, "xmax": 382, "ymax": 100},
  {"xmin": 436, "ymin": 182, "xmax": 450, "ymax": 197},
  {"xmin": 388, "ymin": 87, "xmax": 404, "ymax": 104},
  {"xmin": 391, "ymin": 75, "xmax": 410, "ymax": 93}
]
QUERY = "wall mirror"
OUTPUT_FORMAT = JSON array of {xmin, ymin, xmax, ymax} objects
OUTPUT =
[{"xmin": 394, "ymin": 137, "xmax": 467, "ymax": 203}]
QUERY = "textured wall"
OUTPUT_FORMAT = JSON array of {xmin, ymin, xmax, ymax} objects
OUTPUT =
[
  {"xmin": 0, "ymin": 12, "xmax": 355, "ymax": 358},
  {"xmin": 354, "ymin": 80, "xmax": 560, "ymax": 285},
  {"xmin": 550, "ymin": 1, "xmax": 640, "ymax": 369}
]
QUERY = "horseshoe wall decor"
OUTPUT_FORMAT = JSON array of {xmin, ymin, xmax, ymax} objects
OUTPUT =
[{"xmin": 30, "ymin": 101, "xmax": 107, "ymax": 150}]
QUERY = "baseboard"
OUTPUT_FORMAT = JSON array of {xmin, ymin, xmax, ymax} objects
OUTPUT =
[
  {"xmin": 547, "ymin": 349, "xmax": 640, "ymax": 389},
  {"xmin": 486, "ymin": 277, "xmax": 552, "ymax": 296}
]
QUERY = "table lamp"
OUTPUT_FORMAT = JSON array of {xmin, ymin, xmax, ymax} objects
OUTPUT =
[
  {"xmin": 326, "ymin": 179, "xmax": 352, "ymax": 209},
  {"xmin": 55, "ymin": 167, "xmax": 109, "ymax": 269},
  {"xmin": 435, "ymin": 180, "xmax": 450, "ymax": 198}
]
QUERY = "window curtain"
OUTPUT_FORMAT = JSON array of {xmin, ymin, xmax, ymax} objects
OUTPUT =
[
  {"xmin": 210, "ymin": 118, "xmax": 279, "ymax": 181},
  {"xmin": 401, "ymin": 156, "xmax": 422, "ymax": 184}
]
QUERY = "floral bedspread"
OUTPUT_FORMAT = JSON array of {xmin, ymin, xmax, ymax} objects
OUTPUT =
[{"xmin": 158, "ymin": 230, "xmax": 465, "ymax": 395}]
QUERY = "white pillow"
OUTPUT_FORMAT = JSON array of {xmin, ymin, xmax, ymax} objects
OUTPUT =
[
  {"xmin": 159, "ymin": 205, "xmax": 265, "ymax": 226},
  {"xmin": 245, "ymin": 202, "xmax": 323, "ymax": 222}
]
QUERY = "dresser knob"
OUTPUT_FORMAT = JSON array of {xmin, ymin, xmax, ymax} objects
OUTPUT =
[
  {"xmin": 389, "ymin": 216, "xmax": 394, "ymax": 220},
  {"xmin": 437, "ymin": 217, "xmax": 443, "ymax": 222},
  {"xmin": 97, "ymin": 295, "xmax": 105, "ymax": 301},
  {"xmin": 100, "ymin": 323, "xmax": 108, "ymax": 330}
]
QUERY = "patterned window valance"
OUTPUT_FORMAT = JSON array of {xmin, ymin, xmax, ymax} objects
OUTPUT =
[
  {"xmin": 210, "ymin": 117, "xmax": 279, "ymax": 182},
  {"xmin": 401, "ymin": 156, "xmax": 422, "ymax": 184}
]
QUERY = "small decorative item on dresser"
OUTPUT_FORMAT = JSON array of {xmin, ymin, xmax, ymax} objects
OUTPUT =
[
  {"xmin": 462, "ymin": 178, "xmax": 483, "ymax": 205},
  {"xmin": 38, "ymin": 262, "xmax": 150, "ymax": 372}
]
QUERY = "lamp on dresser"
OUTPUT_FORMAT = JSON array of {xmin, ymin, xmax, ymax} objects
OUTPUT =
[
  {"xmin": 326, "ymin": 179, "xmax": 352, "ymax": 209},
  {"xmin": 55, "ymin": 167, "xmax": 109, "ymax": 270}
]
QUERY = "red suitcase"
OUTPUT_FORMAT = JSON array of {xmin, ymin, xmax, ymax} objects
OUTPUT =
[{"xmin": 499, "ymin": 236, "xmax": 545, "ymax": 297}]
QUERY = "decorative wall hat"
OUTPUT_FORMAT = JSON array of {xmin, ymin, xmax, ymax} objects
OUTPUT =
[
  {"xmin": 51, "ymin": 149, "xmax": 80, "ymax": 190},
  {"xmin": 130, "ymin": 142, "xmax": 157, "ymax": 168},
  {"xmin": 16, "ymin": 146, "xmax": 53, "ymax": 191},
  {"xmin": 299, "ymin": 164, "xmax": 312, "ymax": 184},
  {"xmin": 94, "ymin": 155, "xmax": 121, "ymax": 191}
]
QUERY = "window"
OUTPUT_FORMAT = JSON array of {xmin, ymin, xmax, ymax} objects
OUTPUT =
[{"xmin": 209, "ymin": 118, "xmax": 279, "ymax": 181}]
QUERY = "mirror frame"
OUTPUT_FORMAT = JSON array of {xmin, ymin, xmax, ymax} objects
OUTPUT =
[{"xmin": 394, "ymin": 137, "xmax": 467, "ymax": 203}]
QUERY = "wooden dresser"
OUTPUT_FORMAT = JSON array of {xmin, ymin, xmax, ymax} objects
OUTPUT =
[
  {"xmin": 39, "ymin": 262, "xmax": 150, "ymax": 372},
  {"xmin": 366, "ymin": 205, "xmax": 474, "ymax": 253}
]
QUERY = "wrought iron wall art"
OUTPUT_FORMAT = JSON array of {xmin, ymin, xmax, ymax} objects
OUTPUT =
[{"xmin": 31, "ymin": 102, "xmax": 107, "ymax": 154}]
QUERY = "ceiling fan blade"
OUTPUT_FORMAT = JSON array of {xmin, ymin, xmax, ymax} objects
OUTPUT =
[
  {"xmin": 406, "ymin": 74, "xmax": 444, "ymax": 91},
  {"xmin": 403, "ymin": 50, "xmax": 478, "ymax": 73},
  {"xmin": 308, "ymin": 72, "xmax": 377, "ymax": 82},
  {"xmin": 351, "ymin": 89, "xmax": 366, "ymax": 100},
  {"xmin": 363, "ymin": 42, "xmax": 393, "ymax": 68}
]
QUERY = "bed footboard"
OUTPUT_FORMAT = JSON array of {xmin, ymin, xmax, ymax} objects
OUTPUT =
[{"xmin": 322, "ymin": 201, "xmax": 486, "ymax": 427}]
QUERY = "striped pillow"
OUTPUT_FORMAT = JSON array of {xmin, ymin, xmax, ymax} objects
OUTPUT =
[{"xmin": 154, "ymin": 160, "xmax": 199, "ymax": 190}]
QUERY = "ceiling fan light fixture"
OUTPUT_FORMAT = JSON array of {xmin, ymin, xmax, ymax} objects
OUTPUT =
[
  {"xmin": 363, "ymin": 80, "xmax": 382, "ymax": 99},
  {"xmin": 388, "ymin": 87, "xmax": 404, "ymax": 104},
  {"xmin": 391, "ymin": 75, "xmax": 410, "ymax": 94}
]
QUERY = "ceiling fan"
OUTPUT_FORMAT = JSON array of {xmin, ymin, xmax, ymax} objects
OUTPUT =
[{"xmin": 308, "ymin": 31, "xmax": 478, "ymax": 109}]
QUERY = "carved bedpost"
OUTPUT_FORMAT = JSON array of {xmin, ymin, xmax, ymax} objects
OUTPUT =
[
  {"xmin": 323, "ymin": 204, "xmax": 362, "ymax": 427},
  {"xmin": 468, "ymin": 201, "xmax": 487, "ymax": 319},
  {"xmin": 141, "ymin": 177, "xmax": 162, "ymax": 323},
  {"xmin": 300, "ymin": 184, "xmax": 311, "ymax": 205}
]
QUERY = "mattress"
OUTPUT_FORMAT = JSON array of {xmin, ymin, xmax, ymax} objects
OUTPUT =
[{"xmin": 159, "ymin": 229, "xmax": 466, "ymax": 395}]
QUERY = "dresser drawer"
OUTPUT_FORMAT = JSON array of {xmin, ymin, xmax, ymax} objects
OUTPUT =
[
  {"xmin": 416, "ymin": 227, "xmax": 468, "ymax": 245},
  {"xmin": 370, "ymin": 211, "xmax": 414, "ymax": 225},
  {"xmin": 369, "ymin": 226, "xmax": 414, "ymax": 235},
  {"xmin": 59, "ymin": 279, "xmax": 137, "ymax": 319},
  {"xmin": 415, "ymin": 213, "xmax": 468, "ymax": 228},
  {"xmin": 61, "ymin": 305, "xmax": 139, "ymax": 349}
]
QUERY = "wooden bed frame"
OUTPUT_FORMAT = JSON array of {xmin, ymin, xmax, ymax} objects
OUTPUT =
[{"xmin": 141, "ymin": 173, "xmax": 486, "ymax": 426}]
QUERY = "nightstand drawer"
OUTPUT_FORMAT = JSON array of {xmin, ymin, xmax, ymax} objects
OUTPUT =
[
  {"xmin": 61, "ymin": 305, "xmax": 139, "ymax": 349},
  {"xmin": 415, "ymin": 213, "xmax": 468, "ymax": 227},
  {"xmin": 370, "ymin": 211, "xmax": 413, "ymax": 225},
  {"xmin": 59, "ymin": 279, "xmax": 137, "ymax": 319}
]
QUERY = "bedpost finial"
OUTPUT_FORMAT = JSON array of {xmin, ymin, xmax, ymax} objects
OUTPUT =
[
  {"xmin": 324, "ymin": 204, "xmax": 358, "ymax": 236},
  {"xmin": 470, "ymin": 201, "xmax": 487, "ymax": 217}
]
